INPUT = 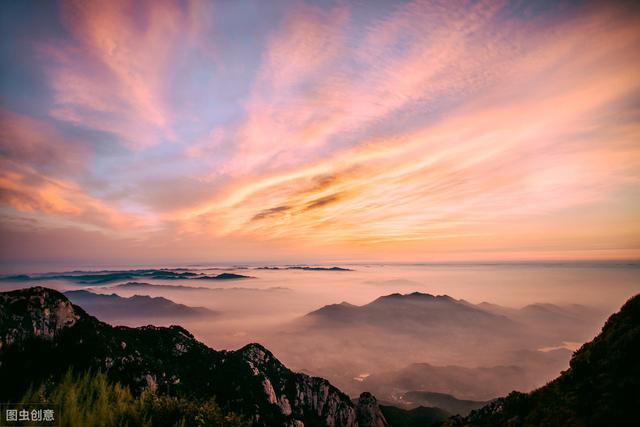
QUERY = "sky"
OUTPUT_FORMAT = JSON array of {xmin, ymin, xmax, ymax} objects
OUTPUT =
[{"xmin": 0, "ymin": 0, "xmax": 639, "ymax": 266}]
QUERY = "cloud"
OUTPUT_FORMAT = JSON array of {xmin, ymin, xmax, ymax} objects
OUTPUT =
[
  {"xmin": 185, "ymin": 1, "xmax": 640, "ymax": 252},
  {"xmin": 42, "ymin": 0, "xmax": 208, "ymax": 149},
  {"xmin": 215, "ymin": 0, "xmax": 518, "ymax": 177},
  {"xmin": 304, "ymin": 193, "xmax": 344, "ymax": 211},
  {"xmin": 0, "ymin": 109, "xmax": 88, "ymax": 177},
  {"xmin": 1, "ymin": 0, "xmax": 639, "ymax": 261},
  {"xmin": 252, "ymin": 206, "xmax": 291, "ymax": 222},
  {"xmin": 0, "ymin": 110, "xmax": 147, "ymax": 232},
  {"xmin": 0, "ymin": 162, "xmax": 143, "ymax": 231}
]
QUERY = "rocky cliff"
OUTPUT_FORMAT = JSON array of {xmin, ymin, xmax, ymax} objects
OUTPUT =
[
  {"xmin": 0, "ymin": 287, "xmax": 387, "ymax": 427},
  {"xmin": 0, "ymin": 286, "xmax": 81, "ymax": 348}
]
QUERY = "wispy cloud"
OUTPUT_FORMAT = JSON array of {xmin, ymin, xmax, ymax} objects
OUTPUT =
[
  {"xmin": 43, "ymin": 0, "xmax": 205, "ymax": 149},
  {"xmin": 0, "ymin": 0, "xmax": 639, "ymax": 262},
  {"xmin": 0, "ymin": 110, "xmax": 147, "ymax": 232},
  {"xmin": 186, "ymin": 1, "xmax": 640, "ymax": 252}
]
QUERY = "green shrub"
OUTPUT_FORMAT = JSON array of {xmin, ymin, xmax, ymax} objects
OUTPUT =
[{"xmin": 20, "ymin": 371, "xmax": 249, "ymax": 427}]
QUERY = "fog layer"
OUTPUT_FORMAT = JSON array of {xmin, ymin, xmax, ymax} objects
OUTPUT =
[{"xmin": 2, "ymin": 262, "xmax": 638, "ymax": 404}]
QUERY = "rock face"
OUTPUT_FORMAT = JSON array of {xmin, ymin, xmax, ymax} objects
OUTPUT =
[
  {"xmin": 0, "ymin": 286, "xmax": 80, "ymax": 348},
  {"xmin": 211, "ymin": 343, "xmax": 361, "ymax": 426},
  {"xmin": 355, "ymin": 393, "xmax": 389, "ymax": 427},
  {"xmin": 0, "ymin": 287, "xmax": 387, "ymax": 427}
]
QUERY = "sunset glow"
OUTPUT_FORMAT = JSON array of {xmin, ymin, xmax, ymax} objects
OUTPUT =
[{"xmin": 1, "ymin": 0, "xmax": 639, "ymax": 265}]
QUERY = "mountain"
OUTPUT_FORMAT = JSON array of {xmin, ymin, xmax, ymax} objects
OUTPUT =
[
  {"xmin": 113, "ymin": 282, "xmax": 289, "ymax": 292},
  {"xmin": 0, "ymin": 287, "xmax": 388, "ymax": 427},
  {"xmin": 477, "ymin": 301, "xmax": 606, "ymax": 344},
  {"xmin": 194, "ymin": 272, "xmax": 254, "ymax": 280},
  {"xmin": 307, "ymin": 293, "xmax": 602, "ymax": 342},
  {"xmin": 303, "ymin": 292, "xmax": 522, "ymax": 343},
  {"xmin": 268, "ymin": 292, "xmax": 600, "ymax": 406},
  {"xmin": 114, "ymin": 281, "xmax": 218, "ymax": 291},
  {"xmin": 0, "ymin": 269, "xmax": 254, "ymax": 285},
  {"xmin": 63, "ymin": 290, "xmax": 215, "ymax": 323},
  {"xmin": 272, "ymin": 292, "xmax": 570, "ymax": 388},
  {"xmin": 398, "ymin": 392, "xmax": 487, "ymax": 416},
  {"xmin": 379, "ymin": 405, "xmax": 450, "ymax": 427},
  {"xmin": 256, "ymin": 266, "xmax": 352, "ymax": 271},
  {"xmin": 446, "ymin": 293, "xmax": 640, "ymax": 427},
  {"xmin": 304, "ymin": 292, "xmax": 526, "ymax": 343}
]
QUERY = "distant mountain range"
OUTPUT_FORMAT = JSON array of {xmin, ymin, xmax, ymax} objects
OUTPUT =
[
  {"xmin": 476, "ymin": 300, "xmax": 605, "ymax": 344},
  {"xmin": 0, "ymin": 287, "xmax": 388, "ymax": 427},
  {"xmin": 110, "ymin": 281, "xmax": 289, "ymax": 292},
  {"xmin": 256, "ymin": 266, "xmax": 353, "ymax": 271},
  {"xmin": 306, "ymin": 292, "xmax": 603, "ymax": 342},
  {"xmin": 0, "ymin": 269, "xmax": 254, "ymax": 285},
  {"xmin": 63, "ymin": 290, "xmax": 215, "ymax": 323},
  {"xmin": 0, "ymin": 266, "xmax": 352, "ymax": 286},
  {"xmin": 270, "ymin": 292, "xmax": 604, "ymax": 395},
  {"xmin": 395, "ymin": 392, "xmax": 487, "ymax": 416}
]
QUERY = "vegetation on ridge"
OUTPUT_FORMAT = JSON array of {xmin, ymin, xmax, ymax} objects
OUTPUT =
[{"xmin": 19, "ymin": 370, "xmax": 249, "ymax": 427}]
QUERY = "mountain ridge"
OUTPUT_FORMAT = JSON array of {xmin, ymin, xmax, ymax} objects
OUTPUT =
[
  {"xmin": 63, "ymin": 289, "xmax": 215, "ymax": 322},
  {"xmin": 0, "ymin": 286, "xmax": 387, "ymax": 427},
  {"xmin": 275, "ymin": 292, "xmax": 605, "ymax": 405},
  {"xmin": 0, "ymin": 269, "xmax": 254, "ymax": 285}
]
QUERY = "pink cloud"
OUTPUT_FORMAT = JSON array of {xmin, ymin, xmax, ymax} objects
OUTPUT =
[
  {"xmin": 0, "ymin": 109, "xmax": 89, "ymax": 175},
  {"xmin": 2, "ymin": 0, "xmax": 639, "ymax": 261},
  {"xmin": 183, "ymin": 1, "xmax": 640, "ymax": 254},
  {"xmin": 0, "ymin": 110, "xmax": 148, "ymax": 232},
  {"xmin": 0, "ymin": 161, "xmax": 144, "ymax": 231},
  {"xmin": 42, "ymin": 0, "xmax": 207, "ymax": 149}
]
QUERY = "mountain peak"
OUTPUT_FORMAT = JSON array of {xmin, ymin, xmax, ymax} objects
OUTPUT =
[
  {"xmin": 0, "ymin": 286, "xmax": 85, "ymax": 347},
  {"xmin": 237, "ymin": 342, "xmax": 274, "ymax": 365},
  {"xmin": 373, "ymin": 292, "xmax": 456, "ymax": 304},
  {"xmin": 306, "ymin": 301, "xmax": 358, "ymax": 319}
]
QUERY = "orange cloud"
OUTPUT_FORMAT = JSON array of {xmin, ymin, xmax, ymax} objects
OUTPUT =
[
  {"xmin": 181, "ymin": 1, "xmax": 640, "ymax": 256},
  {"xmin": 0, "ymin": 109, "xmax": 88, "ymax": 175},
  {"xmin": 0, "ymin": 162, "xmax": 144, "ymax": 232},
  {"xmin": 2, "ymin": 0, "xmax": 639, "ymax": 262},
  {"xmin": 0, "ymin": 110, "xmax": 148, "ymax": 233}
]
